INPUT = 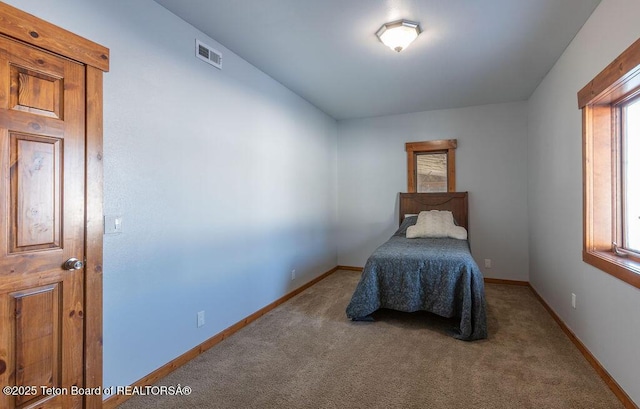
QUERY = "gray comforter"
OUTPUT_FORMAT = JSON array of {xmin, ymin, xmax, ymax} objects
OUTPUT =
[{"xmin": 346, "ymin": 221, "xmax": 487, "ymax": 341}]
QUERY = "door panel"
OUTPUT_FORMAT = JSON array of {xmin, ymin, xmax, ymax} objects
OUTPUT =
[
  {"xmin": 0, "ymin": 36, "xmax": 85, "ymax": 409},
  {"xmin": 11, "ymin": 133, "xmax": 61, "ymax": 252},
  {"xmin": 10, "ymin": 66, "xmax": 63, "ymax": 119},
  {"xmin": 13, "ymin": 284, "xmax": 61, "ymax": 407}
]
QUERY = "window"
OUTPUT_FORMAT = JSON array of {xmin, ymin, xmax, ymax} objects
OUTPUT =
[
  {"xmin": 579, "ymin": 37, "xmax": 640, "ymax": 289},
  {"xmin": 406, "ymin": 139, "xmax": 456, "ymax": 193},
  {"xmin": 621, "ymin": 97, "xmax": 640, "ymax": 254},
  {"xmin": 416, "ymin": 152, "xmax": 448, "ymax": 192}
]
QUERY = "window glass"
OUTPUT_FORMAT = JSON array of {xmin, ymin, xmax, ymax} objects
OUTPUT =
[
  {"xmin": 416, "ymin": 153, "xmax": 447, "ymax": 192},
  {"xmin": 624, "ymin": 98, "xmax": 640, "ymax": 253}
]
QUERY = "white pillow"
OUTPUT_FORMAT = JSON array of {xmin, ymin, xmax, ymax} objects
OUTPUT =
[{"xmin": 406, "ymin": 210, "xmax": 468, "ymax": 240}]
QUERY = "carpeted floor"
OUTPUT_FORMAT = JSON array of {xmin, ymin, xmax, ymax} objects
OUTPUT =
[{"xmin": 117, "ymin": 270, "xmax": 622, "ymax": 409}]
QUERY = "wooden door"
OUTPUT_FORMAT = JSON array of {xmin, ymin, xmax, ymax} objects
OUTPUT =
[{"xmin": 0, "ymin": 35, "xmax": 86, "ymax": 409}]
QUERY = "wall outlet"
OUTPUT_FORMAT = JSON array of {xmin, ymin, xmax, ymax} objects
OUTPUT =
[
  {"xmin": 197, "ymin": 310, "xmax": 205, "ymax": 328},
  {"xmin": 291, "ymin": 269, "xmax": 296, "ymax": 280},
  {"xmin": 571, "ymin": 293, "xmax": 576, "ymax": 309},
  {"xmin": 484, "ymin": 259, "xmax": 492, "ymax": 268}
]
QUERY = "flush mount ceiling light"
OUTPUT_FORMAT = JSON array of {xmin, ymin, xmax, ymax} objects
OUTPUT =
[{"xmin": 376, "ymin": 19, "xmax": 421, "ymax": 52}]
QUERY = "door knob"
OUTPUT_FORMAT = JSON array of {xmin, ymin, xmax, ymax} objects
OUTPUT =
[{"xmin": 63, "ymin": 258, "xmax": 84, "ymax": 270}]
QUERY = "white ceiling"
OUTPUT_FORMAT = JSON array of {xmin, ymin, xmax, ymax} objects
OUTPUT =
[{"xmin": 154, "ymin": 0, "xmax": 601, "ymax": 120}]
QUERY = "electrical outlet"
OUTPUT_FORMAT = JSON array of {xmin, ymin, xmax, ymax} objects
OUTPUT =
[
  {"xmin": 571, "ymin": 293, "xmax": 576, "ymax": 309},
  {"xmin": 291, "ymin": 269, "xmax": 296, "ymax": 280},
  {"xmin": 484, "ymin": 259, "xmax": 492, "ymax": 268},
  {"xmin": 197, "ymin": 311, "xmax": 205, "ymax": 328}
]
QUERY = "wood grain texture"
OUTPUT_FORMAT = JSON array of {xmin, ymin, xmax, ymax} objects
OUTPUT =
[
  {"xmin": 60, "ymin": 51, "xmax": 86, "ymax": 409},
  {"xmin": 13, "ymin": 284, "xmax": 60, "ymax": 407},
  {"xmin": 405, "ymin": 139, "xmax": 457, "ymax": 152},
  {"xmin": 447, "ymin": 148, "xmax": 456, "ymax": 192},
  {"xmin": 103, "ymin": 267, "xmax": 341, "ymax": 409},
  {"xmin": 529, "ymin": 284, "xmax": 638, "ymax": 409},
  {"xmin": 483, "ymin": 278, "xmax": 529, "ymax": 286},
  {"xmin": 582, "ymin": 105, "xmax": 615, "ymax": 253},
  {"xmin": 0, "ymin": 294, "xmax": 15, "ymax": 408},
  {"xmin": 1, "ymin": 38, "xmax": 66, "ymax": 135},
  {"xmin": 0, "ymin": 110, "xmax": 65, "ymax": 138},
  {"xmin": 0, "ymin": 33, "xmax": 88, "ymax": 409},
  {"xmin": 0, "ymin": 2, "xmax": 109, "ymax": 72},
  {"xmin": 18, "ymin": 72, "xmax": 54, "ymax": 110},
  {"xmin": 578, "ymin": 37, "xmax": 640, "ymax": 108},
  {"xmin": 399, "ymin": 192, "xmax": 468, "ymax": 231},
  {"xmin": 336, "ymin": 266, "xmax": 364, "ymax": 272},
  {"xmin": 406, "ymin": 150, "xmax": 416, "ymax": 194},
  {"xmin": 15, "ymin": 137, "xmax": 55, "ymax": 246},
  {"xmin": 84, "ymin": 65, "xmax": 104, "ymax": 409},
  {"xmin": 11, "ymin": 135, "xmax": 61, "ymax": 250}
]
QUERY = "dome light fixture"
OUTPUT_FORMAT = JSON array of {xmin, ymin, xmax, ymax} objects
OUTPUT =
[{"xmin": 375, "ymin": 19, "xmax": 421, "ymax": 52}]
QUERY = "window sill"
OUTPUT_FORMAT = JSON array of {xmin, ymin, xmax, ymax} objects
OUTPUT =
[{"xmin": 583, "ymin": 250, "xmax": 640, "ymax": 289}]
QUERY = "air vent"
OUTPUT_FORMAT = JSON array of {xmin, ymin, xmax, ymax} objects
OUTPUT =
[{"xmin": 195, "ymin": 39, "xmax": 222, "ymax": 69}]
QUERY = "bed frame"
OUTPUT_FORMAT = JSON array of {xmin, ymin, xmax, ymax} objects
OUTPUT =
[{"xmin": 399, "ymin": 192, "xmax": 469, "ymax": 231}]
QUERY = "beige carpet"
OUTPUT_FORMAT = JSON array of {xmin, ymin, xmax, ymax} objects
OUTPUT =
[{"xmin": 117, "ymin": 270, "xmax": 622, "ymax": 409}]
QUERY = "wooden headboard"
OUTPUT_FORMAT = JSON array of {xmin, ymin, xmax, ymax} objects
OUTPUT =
[{"xmin": 399, "ymin": 192, "xmax": 469, "ymax": 231}]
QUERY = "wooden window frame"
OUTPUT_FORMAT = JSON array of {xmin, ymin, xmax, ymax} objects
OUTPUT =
[
  {"xmin": 406, "ymin": 139, "xmax": 457, "ymax": 193},
  {"xmin": 578, "ymin": 37, "xmax": 640, "ymax": 289}
]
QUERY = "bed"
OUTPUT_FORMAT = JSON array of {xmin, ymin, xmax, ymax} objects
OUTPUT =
[{"xmin": 345, "ymin": 192, "xmax": 487, "ymax": 341}]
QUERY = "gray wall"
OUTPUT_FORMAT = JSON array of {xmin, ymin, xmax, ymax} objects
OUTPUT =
[
  {"xmin": 5, "ymin": 0, "xmax": 338, "ymax": 391},
  {"xmin": 527, "ymin": 0, "xmax": 640, "ymax": 403},
  {"xmin": 337, "ymin": 102, "xmax": 529, "ymax": 281}
]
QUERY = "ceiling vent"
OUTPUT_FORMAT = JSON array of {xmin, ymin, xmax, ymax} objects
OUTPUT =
[{"xmin": 195, "ymin": 39, "xmax": 222, "ymax": 69}]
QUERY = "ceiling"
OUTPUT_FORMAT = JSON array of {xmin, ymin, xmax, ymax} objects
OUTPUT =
[{"xmin": 154, "ymin": 0, "xmax": 601, "ymax": 120}]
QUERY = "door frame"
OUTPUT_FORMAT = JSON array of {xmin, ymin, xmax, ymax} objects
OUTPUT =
[{"xmin": 0, "ymin": 3, "xmax": 109, "ymax": 408}]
